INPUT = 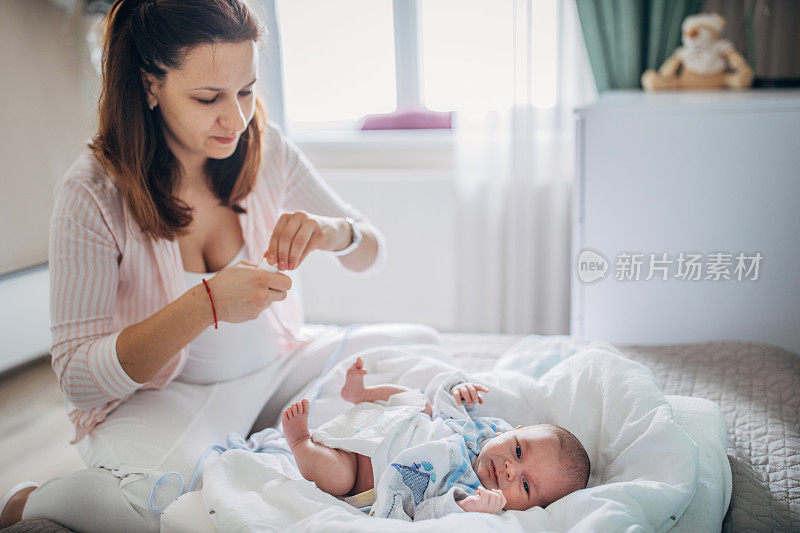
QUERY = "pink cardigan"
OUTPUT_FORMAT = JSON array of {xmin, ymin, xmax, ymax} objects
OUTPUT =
[{"xmin": 49, "ymin": 122, "xmax": 386, "ymax": 442}]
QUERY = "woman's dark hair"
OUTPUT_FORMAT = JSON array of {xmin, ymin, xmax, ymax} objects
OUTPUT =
[{"xmin": 89, "ymin": 0, "xmax": 266, "ymax": 241}]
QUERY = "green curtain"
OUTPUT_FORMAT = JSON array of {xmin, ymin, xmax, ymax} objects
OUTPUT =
[{"xmin": 575, "ymin": 0, "xmax": 704, "ymax": 92}]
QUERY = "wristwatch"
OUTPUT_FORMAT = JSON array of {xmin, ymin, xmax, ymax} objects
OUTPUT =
[{"xmin": 330, "ymin": 217, "xmax": 362, "ymax": 256}]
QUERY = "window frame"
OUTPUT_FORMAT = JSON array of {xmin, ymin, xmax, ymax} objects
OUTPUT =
[{"xmin": 392, "ymin": 0, "xmax": 424, "ymax": 109}]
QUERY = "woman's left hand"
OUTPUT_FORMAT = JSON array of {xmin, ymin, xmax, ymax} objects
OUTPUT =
[{"xmin": 265, "ymin": 211, "xmax": 350, "ymax": 270}]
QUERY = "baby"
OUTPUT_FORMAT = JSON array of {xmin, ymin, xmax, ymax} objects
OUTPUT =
[{"xmin": 282, "ymin": 357, "xmax": 590, "ymax": 518}]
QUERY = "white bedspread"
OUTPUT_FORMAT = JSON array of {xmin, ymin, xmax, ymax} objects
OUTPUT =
[{"xmin": 174, "ymin": 341, "xmax": 699, "ymax": 532}]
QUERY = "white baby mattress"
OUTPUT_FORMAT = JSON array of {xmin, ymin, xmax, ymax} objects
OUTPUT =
[
  {"xmin": 160, "ymin": 396, "xmax": 729, "ymax": 533},
  {"xmin": 161, "ymin": 395, "xmax": 730, "ymax": 533},
  {"xmin": 161, "ymin": 333, "xmax": 732, "ymax": 533}
]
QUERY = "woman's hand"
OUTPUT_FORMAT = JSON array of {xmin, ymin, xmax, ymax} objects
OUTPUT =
[
  {"xmin": 206, "ymin": 261, "xmax": 292, "ymax": 323},
  {"xmin": 457, "ymin": 487, "xmax": 506, "ymax": 514},
  {"xmin": 265, "ymin": 211, "xmax": 350, "ymax": 270},
  {"xmin": 451, "ymin": 382, "xmax": 490, "ymax": 407}
]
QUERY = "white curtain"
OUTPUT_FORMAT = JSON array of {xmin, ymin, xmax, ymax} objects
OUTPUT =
[{"xmin": 455, "ymin": 0, "xmax": 597, "ymax": 335}]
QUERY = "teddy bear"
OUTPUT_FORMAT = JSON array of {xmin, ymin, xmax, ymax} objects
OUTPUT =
[{"xmin": 641, "ymin": 13, "xmax": 753, "ymax": 91}]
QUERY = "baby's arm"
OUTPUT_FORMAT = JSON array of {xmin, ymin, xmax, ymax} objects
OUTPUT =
[
  {"xmin": 341, "ymin": 358, "xmax": 433, "ymax": 417},
  {"xmin": 450, "ymin": 382, "xmax": 490, "ymax": 407},
  {"xmin": 456, "ymin": 486, "xmax": 506, "ymax": 514},
  {"xmin": 416, "ymin": 486, "xmax": 506, "ymax": 519}
]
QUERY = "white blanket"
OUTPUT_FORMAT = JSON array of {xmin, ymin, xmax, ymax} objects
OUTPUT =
[{"xmin": 195, "ymin": 341, "xmax": 698, "ymax": 532}]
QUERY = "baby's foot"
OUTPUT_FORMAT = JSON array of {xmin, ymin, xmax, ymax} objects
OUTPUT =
[
  {"xmin": 341, "ymin": 357, "xmax": 367, "ymax": 403},
  {"xmin": 282, "ymin": 399, "xmax": 311, "ymax": 448}
]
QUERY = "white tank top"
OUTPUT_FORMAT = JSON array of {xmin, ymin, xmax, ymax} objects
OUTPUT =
[{"xmin": 179, "ymin": 245, "xmax": 281, "ymax": 384}]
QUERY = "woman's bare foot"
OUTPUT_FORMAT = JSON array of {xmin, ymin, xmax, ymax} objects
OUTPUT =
[
  {"xmin": 340, "ymin": 357, "xmax": 367, "ymax": 403},
  {"xmin": 282, "ymin": 399, "xmax": 311, "ymax": 448},
  {"xmin": 0, "ymin": 486, "xmax": 36, "ymax": 528}
]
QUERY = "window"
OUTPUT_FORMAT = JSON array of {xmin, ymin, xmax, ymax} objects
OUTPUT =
[
  {"xmin": 276, "ymin": 0, "xmax": 558, "ymax": 130},
  {"xmin": 420, "ymin": 0, "xmax": 515, "ymax": 113},
  {"xmin": 277, "ymin": 0, "xmax": 397, "ymax": 128}
]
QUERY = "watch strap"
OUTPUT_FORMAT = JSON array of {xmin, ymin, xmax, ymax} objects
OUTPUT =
[{"xmin": 330, "ymin": 217, "xmax": 362, "ymax": 256}]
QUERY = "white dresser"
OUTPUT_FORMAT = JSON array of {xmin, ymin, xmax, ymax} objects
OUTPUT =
[{"xmin": 571, "ymin": 90, "xmax": 800, "ymax": 354}]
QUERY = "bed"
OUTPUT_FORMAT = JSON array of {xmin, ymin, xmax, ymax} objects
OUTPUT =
[{"xmin": 8, "ymin": 334, "xmax": 799, "ymax": 532}]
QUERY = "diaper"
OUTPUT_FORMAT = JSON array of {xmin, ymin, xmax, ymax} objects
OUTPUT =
[{"xmin": 311, "ymin": 390, "xmax": 452, "ymax": 481}]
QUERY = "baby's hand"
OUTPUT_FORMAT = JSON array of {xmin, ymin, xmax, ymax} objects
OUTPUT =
[
  {"xmin": 451, "ymin": 382, "xmax": 489, "ymax": 407},
  {"xmin": 457, "ymin": 486, "xmax": 506, "ymax": 514}
]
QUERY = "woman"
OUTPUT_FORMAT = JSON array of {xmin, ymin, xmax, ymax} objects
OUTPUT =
[{"xmin": 0, "ymin": 1, "xmax": 438, "ymax": 530}]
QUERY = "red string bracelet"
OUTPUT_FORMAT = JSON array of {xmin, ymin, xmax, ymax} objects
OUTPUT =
[{"xmin": 201, "ymin": 278, "xmax": 218, "ymax": 329}]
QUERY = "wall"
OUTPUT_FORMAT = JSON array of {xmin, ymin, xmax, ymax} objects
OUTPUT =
[
  {"xmin": 294, "ymin": 133, "xmax": 461, "ymax": 331},
  {"xmin": 0, "ymin": 0, "xmax": 95, "ymax": 275},
  {"xmin": 298, "ymin": 167, "xmax": 459, "ymax": 331}
]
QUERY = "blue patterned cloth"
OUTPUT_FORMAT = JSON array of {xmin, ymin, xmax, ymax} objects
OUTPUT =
[{"xmin": 369, "ymin": 373, "xmax": 513, "ymax": 521}]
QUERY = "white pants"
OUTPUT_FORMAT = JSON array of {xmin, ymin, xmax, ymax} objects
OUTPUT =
[{"xmin": 23, "ymin": 323, "xmax": 441, "ymax": 533}]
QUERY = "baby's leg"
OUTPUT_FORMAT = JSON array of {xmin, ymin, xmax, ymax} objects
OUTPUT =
[
  {"xmin": 341, "ymin": 357, "xmax": 433, "ymax": 416},
  {"xmin": 282, "ymin": 399, "xmax": 357, "ymax": 496}
]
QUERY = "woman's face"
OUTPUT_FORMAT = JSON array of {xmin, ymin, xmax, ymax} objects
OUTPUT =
[{"xmin": 143, "ymin": 40, "xmax": 258, "ymax": 172}]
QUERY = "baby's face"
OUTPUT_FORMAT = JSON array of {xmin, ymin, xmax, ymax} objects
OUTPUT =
[{"xmin": 474, "ymin": 425, "xmax": 567, "ymax": 510}]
